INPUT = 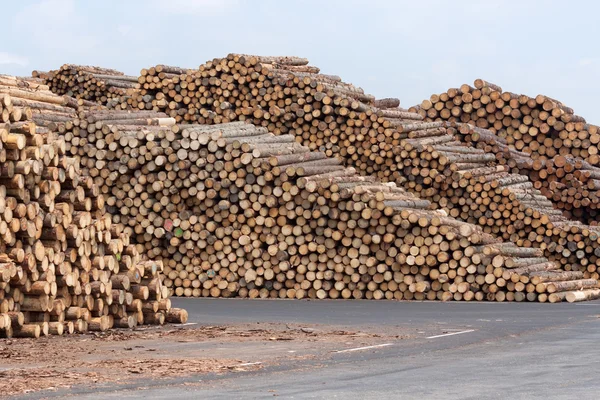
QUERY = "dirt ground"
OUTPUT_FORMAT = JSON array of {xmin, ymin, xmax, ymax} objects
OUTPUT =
[{"xmin": 0, "ymin": 323, "xmax": 410, "ymax": 397}]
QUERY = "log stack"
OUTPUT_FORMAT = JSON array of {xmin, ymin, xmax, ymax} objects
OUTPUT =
[
  {"xmin": 526, "ymin": 156, "xmax": 600, "ymax": 221},
  {"xmin": 106, "ymin": 65, "xmax": 190, "ymax": 111},
  {"xmin": 351, "ymin": 116, "xmax": 594, "ymax": 279},
  {"xmin": 413, "ymin": 80, "xmax": 596, "ymax": 164},
  {"xmin": 57, "ymin": 114, "xmax": 598, "ymax": 302},
  {"xmin": 0, "ymin": 76, "xmax": 185, "ymax": 339},
  {"xmin": 463, "ymin": 124, "xmax": 600, "ymax": 223},
  {"xmin": 41, "ymin": 65, "xmax": 138, "ymax": 107},
  {"xmin": 42, "ymin": 54, "xmax": 600, "ymax": 302},
  {"xmin": 99, "ymin": 55, "xmax": 427, "ymax": 184},
  {"xmin": 450, "ymin": 123, "xmax": 600, "ymax": 223},
  {"xmin": 410, "ymin": 81, "xmax": 600, "ymax": 223}
]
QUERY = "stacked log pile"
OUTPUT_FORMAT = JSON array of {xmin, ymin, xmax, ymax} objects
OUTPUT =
[
  {"xmin": 41, "ymin": 65, "xmax": 138, "ymax": 106},
  {"xmin": 527, "ymin": 156, "xmax": 600, "ymax": 221},
  {"xmin": 394, "ymin": 121, "xmax": 600, "ymax": 297},
  {"xmin": 412, "ymin": 80, "xmax": 591, "ymax": 160},
  {"xmin": 59, "ymin": 115, "xmax": 595, "ymax": 302},
  {"xmin": 101, "ymin": 55, "xmax": 429, "ymax": 185},
  {"xmin": 40, "ymin": 54, "xmax": 600, "ymax": 302},
  {"xmin": 0, "ymin": 76, "xmax": 185, "ymax": 339},
  {"xmin": 30, "ymin": 70, "xmax": 50, "ymax": 81},
  {"xmin": 449, "ymin": 123, "xmax": 600, "ymax": 223},
  {"xmin": 410, "ymin": 81, "xmax": 600, "ymax": 223},
  {"xmin": 106, "ymin": 65, "xmax": 190, "ymax": 111},
  {"xmin": 72, "ymin": 55, "xmax": 600, "ymax": 286}
]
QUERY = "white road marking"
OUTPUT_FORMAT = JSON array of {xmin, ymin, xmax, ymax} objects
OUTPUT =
[
  {"xmin": 333, "ymin": 343, "xmax": 393, "ymax": 353},
  {"xmin": 427, "ymin": 329, "xmax": 475, "ymax": 339},
  {"xmin": 238, "ymin": 362, "xmax": 262, "ymax": 367}
]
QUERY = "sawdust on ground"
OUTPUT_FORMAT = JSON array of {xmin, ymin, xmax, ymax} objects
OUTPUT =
[{"xmin": 0, "ymin": 322, "xmax": 410, "ymax": 397}]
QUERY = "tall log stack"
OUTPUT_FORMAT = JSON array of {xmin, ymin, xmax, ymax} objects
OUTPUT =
[
  {"xmin": 41, "ymin": 54, "xmax": 600, "ymax": 302},
  {"xmin": 409, "ymin": 81, "xmax": 600, "ymax": 223},
  {"xmin": 40, "ymin": 65, "xmax": 138, "ymax": 107},
  {"xmin": 0, "ymin": 75, "xmax": 185, "ymax": 339},
  {"xmin": 59, "ymin": 116, "xmax": 594, "ymax": 302}
]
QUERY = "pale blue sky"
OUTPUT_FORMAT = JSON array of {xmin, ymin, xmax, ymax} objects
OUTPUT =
[{"xmin": 3, "ymin": 0, "xmax": 599, "ymax": 120}]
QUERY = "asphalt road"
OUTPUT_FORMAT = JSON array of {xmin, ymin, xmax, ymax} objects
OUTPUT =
[{"xmin": 16, "ymin": 299, "xmax": 600, "ymax": 400}]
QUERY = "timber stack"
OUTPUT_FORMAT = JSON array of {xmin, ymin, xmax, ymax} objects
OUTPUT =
[
  {"xmin": 393, "ymin": 119, "xmax": 600, "ymax": 287},
  {"xmin": 102, "ymin": 54, "xmax": 424, "ymax": 183},
  {"xmin": 444, "ymin": 123, "xmax": 600, "ymax": 224},
  {"xmin": 58, "ymin": 114, "xmax": 599, "ymax": 303},
  {"xmin": 42, "ymin": 54, "xmax": 600, "ymax": 302},
  {"xmin": 0, "ymin": 75, "xmax": 185, "ymax": 339},
  {"xmin": 40, "ymin": 65, "xmax": 138, "ymax": 107},
  {"xmin": 106, "ymin": 64, "xmax": 190, "ymax": 111},
  {"xmin": 410, "ymin": 81, "xmax": 600, "ymax": 223}
]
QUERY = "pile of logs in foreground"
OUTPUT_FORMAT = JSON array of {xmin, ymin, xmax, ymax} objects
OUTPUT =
[
  {"xmin": 0, "ymin": 75, "xmax": 186, "ymax": 339},
  {"xmin": 36, "ymin": 65, "xmax": 138, "ymax": 107},
  {"xmin": 410, "ymin": 81, "xmax": 600, "ymax": 224},
  {"xmin": 38, "ymin": 54, "xmax": 600, "ymax": 303},
  {"xmin": 59, "ymin": 110, "xmax": 600, "ymax": 303}
]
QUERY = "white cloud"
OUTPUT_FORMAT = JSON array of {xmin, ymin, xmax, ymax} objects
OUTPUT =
[
  {"xmin": 579, "ymin": 58, "xmax": 595, "ymax": 67},
  {"xmin": 152, "ymin": 0, "xmax": 240, "ymax": 14},
  {"xmin": 0, "ymin": 52, "xmax": 29, "ymax": 66}
]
